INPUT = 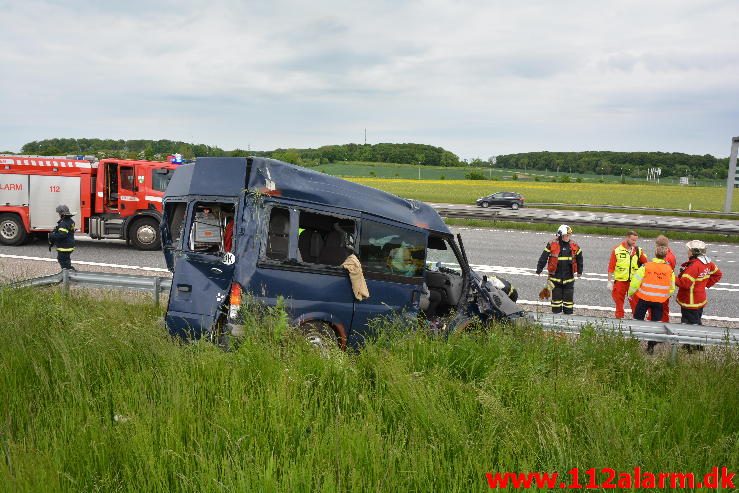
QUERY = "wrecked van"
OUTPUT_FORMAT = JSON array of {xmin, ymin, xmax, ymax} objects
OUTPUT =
[{"xmin": 161, "ymin": 157, "xmax": 525, "ymax": 349}]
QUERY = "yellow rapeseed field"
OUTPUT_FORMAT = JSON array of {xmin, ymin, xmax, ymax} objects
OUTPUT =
[{"xmin": 348, "ymin": 178, "xmax": 739, "ymax": 211}]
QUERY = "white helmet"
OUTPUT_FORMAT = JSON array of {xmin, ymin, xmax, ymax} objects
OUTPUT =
[
  {"xmin": 685, "ymin": 240, "xmax": 706, "ymax": 256},
  {"xmin": 556, "ymin": 224, "xmax": 572, "ymax": 237}
]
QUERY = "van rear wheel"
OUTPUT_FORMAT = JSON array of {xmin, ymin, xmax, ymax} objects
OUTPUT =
[
  {"xmin": 301, "ymin": 321, "xmax": 341, "ymax": 354},
  {"xmin": 0, "ymin": 214, "xmax": 27, "ymax": 246}
]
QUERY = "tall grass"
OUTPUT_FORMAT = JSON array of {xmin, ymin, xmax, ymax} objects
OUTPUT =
[{"xmin": 1, "ymin": 288, "xmax": 737, "ymax": 492}]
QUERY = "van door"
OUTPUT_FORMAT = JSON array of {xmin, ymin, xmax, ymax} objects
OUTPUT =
[
  {"xmin": 353, "ymin": 218, "xmax": 427, "ymax": 345},
  {"xmin": 247, "ymin": 205, "xmax": 357, "ymax": 348},
  {"xmin": 165, "ymin": 200, "xmax": 238, "ymax": 338}
]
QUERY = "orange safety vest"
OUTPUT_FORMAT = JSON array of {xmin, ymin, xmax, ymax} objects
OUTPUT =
[
  {"xmin": 546, "ymin": 240, "xmax": 580, "ymax": 276},
  {"xmin": 636, "ymin": 261, "xmax": 673, "ymax": 302}
]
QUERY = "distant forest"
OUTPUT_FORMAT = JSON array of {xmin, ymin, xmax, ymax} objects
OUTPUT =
[
  {"xmin": 15, "ymin": 138, "xmax": 731, "ymax": 179},
  {"xmin": 495, "ymin": 151, "xmax": 730, "ymax": 179},
  {"xmin": 18, "ymin": 139, "xmax": 462, "ymax": 167}
]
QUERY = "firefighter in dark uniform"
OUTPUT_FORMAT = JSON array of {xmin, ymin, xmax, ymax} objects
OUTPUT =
[
  {"xmin": 536, "ymin": 224, "xmax": 583, "ymax": 314},
  {"xmin": 48, "ymin": 204, "xmax": 76, "ymax": 271}
]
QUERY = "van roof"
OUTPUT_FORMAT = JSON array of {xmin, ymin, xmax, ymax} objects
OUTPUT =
[{"xmin": 165, "ymin": 157, "xmax": 450, "ymax": 234}]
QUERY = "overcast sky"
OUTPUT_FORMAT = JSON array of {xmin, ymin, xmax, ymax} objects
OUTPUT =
[{"xmin": 1, "ymin": 0, "xmax": 737, "ymax": 159}]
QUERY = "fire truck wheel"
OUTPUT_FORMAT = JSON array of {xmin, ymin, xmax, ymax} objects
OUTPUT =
[
  {"xmin": 130, "ymin": 217, "xmax": 161, "ymax": 251},
  {"xmin": 0, "ymin": 214, "xmax": 27, "ymax": 246}
]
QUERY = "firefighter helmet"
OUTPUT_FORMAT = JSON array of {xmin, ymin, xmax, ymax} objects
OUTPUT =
[
  {"xmin": 55, "ymin": 204, "xmax": 74, "ymax": 216},
  {"xmin": 556, "ymin": 224, "xmax": 572, "ymax": 237},
  {"xmin": 685, "ymin": 239, "xmax": 706, "ymax": 256}
]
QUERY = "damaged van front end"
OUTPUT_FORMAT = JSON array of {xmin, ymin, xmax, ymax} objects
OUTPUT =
[{"xmin": 161, "ymin": 157, "xmax": 526, "ymax": 348}]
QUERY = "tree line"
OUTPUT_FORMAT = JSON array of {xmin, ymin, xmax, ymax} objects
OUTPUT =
[
  {"xmin": 15, "ymin": 139, "xmax": 731, "ymax": 179},
  {"xmin": 493, "ymin": 151, "xmax": 730, "ymax": 179},
  {"xmin": 18, "ymin": 139, "xmax": 462, "ymax": 167}
]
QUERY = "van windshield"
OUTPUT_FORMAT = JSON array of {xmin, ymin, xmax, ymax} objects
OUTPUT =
[{"xmin": 426, "ymin": 236, "xmax": 463, "ymax": 275}]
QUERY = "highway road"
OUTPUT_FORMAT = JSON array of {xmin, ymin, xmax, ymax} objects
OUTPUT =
[
  {"xmin": 431, "ymin": 203, "xmax": 739, "ymax": 234},
  {"xmin": 2, "ymin": 227, "xmax": 737, "ymax": 325}
]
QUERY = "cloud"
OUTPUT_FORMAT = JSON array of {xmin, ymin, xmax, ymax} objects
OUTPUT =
[{"xmin": 0, "ymin": 0, "xmax": 737, "ymax": 157}]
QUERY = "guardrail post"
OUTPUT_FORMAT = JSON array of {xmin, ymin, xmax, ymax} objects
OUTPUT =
[
  {"xmin": 670, "ymin": 343, "xmax": 678, "ymax": 364},
  {"xmin": 62, "ymin": 269, "xmax": 70, "ymax": 296},
  {"xmin": 154, "ymin": 277, "xmax": 161, "ymax": 306}
]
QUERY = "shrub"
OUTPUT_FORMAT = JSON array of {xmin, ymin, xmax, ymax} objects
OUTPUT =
[
  {"xmin": 559, "ymin": 175, "xmax": 571, "ymax": 183},
  {"xmin": 464, "ymin": 171, "xmax": 486, "ymax": 180},
  {"xmin": 576, "ymin": 177, "xmax": 583, "ymax": 183},
  {"xmin": 512, "ymin": 173, "xmax": 518, "ymax": 181}
]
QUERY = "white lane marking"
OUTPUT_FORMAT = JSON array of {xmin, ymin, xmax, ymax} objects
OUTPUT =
[
  {"xmin": 0, "ymin": 253, "xmax": 170, "ymax": 273},
  {"xmin": 468, "ymin": 263, "xmax": 739, "ymax": 291},
  {"xmin": 517, "ymin": 299, "xmax": 739, "ymax": 323}
]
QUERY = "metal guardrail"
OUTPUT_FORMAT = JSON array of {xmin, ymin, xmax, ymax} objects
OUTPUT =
[
  {"xmin": 11, "ymin": 270, "xmax": 172, "ymax": 305},
  {"xmin": 529, "ymin": 312, "xmax": 739, "ymax": 360},
  {"xmin": 433, "ymin": 206, "xmax": 739, "ymax": 235},
  {"xmin": 527, "ymin": 202, "xmax": 739, "ymax": 218},
  {"xmin": 10, "ymin": 272, "xmax": 738, "ymax": 359}
]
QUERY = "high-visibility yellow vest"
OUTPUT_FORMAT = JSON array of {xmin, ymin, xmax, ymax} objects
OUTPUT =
[{"xmin": 613, "ymin": 244, "xmax": 643, "ymax": 281}]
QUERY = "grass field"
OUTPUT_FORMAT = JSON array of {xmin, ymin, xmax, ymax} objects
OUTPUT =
[
  {"xmin": 2, "ymin": 288, "xmax": 738, "ymax": 491},
  {"xmin": 318, "ymin": 161, "xmax": 728, "ymax": 188},
  {"xmin": 312, "ymin": 161, "xmax": 511, "ymax": 181},
  {"xmin": 346, "ymin": 178, "xmax": 739, "ymax": 212}
]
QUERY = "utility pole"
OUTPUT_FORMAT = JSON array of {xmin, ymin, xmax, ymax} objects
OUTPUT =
[
  {"xmin": 724, "ymin": 136, "xmax": 739, "ymax": 213},
  {"xmin": 364, "ymin": 128, "xmax": 367, "ymax": 145}
]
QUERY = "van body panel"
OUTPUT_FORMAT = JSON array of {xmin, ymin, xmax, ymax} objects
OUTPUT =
[{"xmin": 248, "ymin": 266, "xmax": 355, "ymax": 335}]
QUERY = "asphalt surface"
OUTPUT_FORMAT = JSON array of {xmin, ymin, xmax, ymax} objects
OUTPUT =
[
  {"xmin": 456, "ymin": 226, "xmax": 738, "ymax": 323},
  {"xmin": 2, "ymin": 228, "xmax": 737, "ymax": 325}
]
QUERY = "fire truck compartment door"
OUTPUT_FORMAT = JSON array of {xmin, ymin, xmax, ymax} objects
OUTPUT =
[
  {"xmin": 29, "ymin": 175, "xmax": 81, "ymax": 230},
  {"xmin": 0, "ymin": 174, "xmax": 29, "ymax": 205}
]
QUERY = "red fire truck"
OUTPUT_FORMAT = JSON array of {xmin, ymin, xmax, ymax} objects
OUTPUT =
[{"xmin": 0, "ymin": 155, "xmax": 177, "ymax": 250}]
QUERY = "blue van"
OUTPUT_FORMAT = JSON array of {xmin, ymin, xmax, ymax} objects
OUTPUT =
[{"xmin": 161, "ymin": 157, "xmax": 525, "ymax": 349}]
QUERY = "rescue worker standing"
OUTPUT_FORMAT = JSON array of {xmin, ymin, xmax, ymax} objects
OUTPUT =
[
  {"xmin": 536, "ymin": 224, "xmax": 583, "ymax": 314},
  {"xmin": 607, "ymin": 231, "xmax": 647, "ymax": 318},
  {"xmin": 648, "ymin": 235, "xmax": 676, "ymax": 322},
  {"xmin": 676, "ymin": 240, "xmax": 722, "ymax": 325},
  {"xmin": 48, "ymin": 205, "xmax": 76, "ymax": 271},
  {"xmin": 627, "ymin": 245, "xmax": 676, "ymax": 354}
]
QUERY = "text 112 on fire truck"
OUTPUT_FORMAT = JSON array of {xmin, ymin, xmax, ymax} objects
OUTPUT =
[{"xmin": 0, "ymin": 155, "xmax": 178, "ymax": 250}]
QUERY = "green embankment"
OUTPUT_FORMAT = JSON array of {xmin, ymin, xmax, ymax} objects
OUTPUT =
[{"xmin": 1, "ymin": 289, "xmax": 737, "ymax": 491}]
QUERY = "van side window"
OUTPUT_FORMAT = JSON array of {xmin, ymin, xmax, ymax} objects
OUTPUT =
[
  {"xmin": 266, "ymin": 208, "xmax": 290, "ymax": 260},
  {"xmin": 187, "ymin": 202, "xmax": 235, "ymax": 254},
  {"xmin": 359, "ymin": 221, "xmax": 426, "ymax": 277},
  {"xmin": 295, "ymin": 211, "xmax": 356, "ymax": 266}
]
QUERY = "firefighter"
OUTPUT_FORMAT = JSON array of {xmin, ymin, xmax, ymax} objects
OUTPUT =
[
  {"xmin": 676, "ymin": 240, "xmax": 722, "ymax": 326},
  {"xmin": 607, "ymin": 230, "xmax": 648, "ymax": 318},
  {"xmin": 627, "ymin": 245, "xmax": 676, "ymax": 354},
  {"xmin": 48, "ymin": 204, "xmax": 76, "ymax": 271},
  {"xmin": 536, "ymin": 224, "xmax": 583, "ymax": 314}
]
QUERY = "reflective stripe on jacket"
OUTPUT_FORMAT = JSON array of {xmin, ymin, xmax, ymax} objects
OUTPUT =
[
  {"xmin": 611, "ymin": 243, "xmax": 644, "ymax": 281},
  {"xmin": 628, "ymin": 258, "xmax": 675, "ymax": 302},
  {"xmin": 676, "ymin": 256, "xmax": 722, "ymax": 309},
  {"xmin": 49, "ymin": 217, "xmax": 76, "ymax": 251}
]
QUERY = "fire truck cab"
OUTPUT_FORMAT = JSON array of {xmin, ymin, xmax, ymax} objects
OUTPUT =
[{"xmin": 0, "ymin": 155, "xmax": 177, "ymax": 250}]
